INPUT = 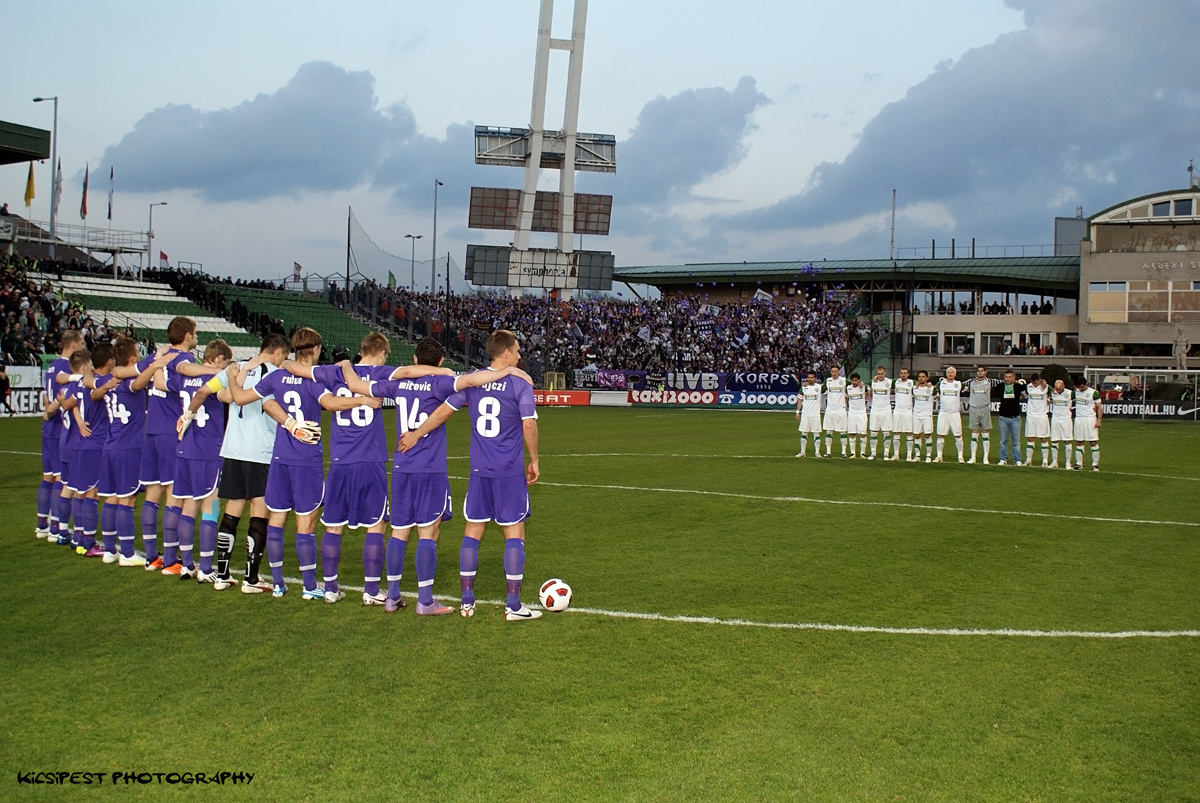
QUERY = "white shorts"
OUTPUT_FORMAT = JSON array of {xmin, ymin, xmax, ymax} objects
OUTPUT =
[
  {"xmin": 1073, "ymin": 419, "xmax": 1099, "ymax": 442},
  {"xmin": 798, "ymin": 414, "xmax": 822, "ymax": 434},
  {"xmin": 912, "ymin": 415, "xmax": 933, "ymax": 435},
  {"xmin": 1025, "ymin": 415, "xmax": 1050, "ymax": 439},
  {"xmin": 823, "ymin": 410, "xmax": 847, "ymax": 433},
  {"xmin": 869, "ymin": 410, "xmax": 893, "ymax": 432},
  {"xmin": 847, "ymin": 412, "xmax": 867, "ymax": 435},
  {"xmin": 1050, "ymin": 417, "xmax": 1072, "ymax": 442},
  {"xmin": 891, "ymin": 411, "xmax": 913, "ymax": 434},
  {"xmin": 937, "ymin": 412, "xmax": 962, "ymax": 437}
]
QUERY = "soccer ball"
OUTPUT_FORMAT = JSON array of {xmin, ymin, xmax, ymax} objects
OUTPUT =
[{"xmin": 539, "ymin": 578, "xmax": 572, "ymax": 612}]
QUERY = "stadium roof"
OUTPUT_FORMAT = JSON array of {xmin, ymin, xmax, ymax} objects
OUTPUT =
[
  {"xmin": 0, "ymin": 120, "xmax": 50, "ymax": 166},
  {"xmin": 614, "ymin": 256, "xmax": 1081, "ymax": 291}
]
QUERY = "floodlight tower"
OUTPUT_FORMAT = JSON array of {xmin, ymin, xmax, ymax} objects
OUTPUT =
[{"xmin": 465, "ymin": 0, "xmax": 616, "ymax": 295}]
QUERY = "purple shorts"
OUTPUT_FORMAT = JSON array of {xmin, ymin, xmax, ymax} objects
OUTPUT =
[
  {"xmin": 42, "ymin": 431, "xmax": 61, "ymax": 476},
  {"xmin": 67, "ymin": 449, "xmax": 102, "ymax": 493},
  {"xmin": 99, "ymin": 447, "xmax": 143, "ymax": 498},
  {"xmin": 321, "ymin": 462, "xmax": 389, "ymax": 528},
  {"xmin": 265, "ymin": 463, "xmax": 324, "ymax": 515},
  {"xmin": 390, "ymin": 470, "xmax": 453, "ymax": 529},
  {"xmin": 139, "ymin": 433, "xmax": 178, "ymax": 485},
  {"xmin": 463, "ymin": 473, "xmax": 530, "ymax": 526},
  {"xmin": 173, "ymin": 457, "xmax": 222, "ymax": 500}
]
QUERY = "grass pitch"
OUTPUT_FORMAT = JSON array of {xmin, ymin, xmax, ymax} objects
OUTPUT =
[{"xmin": 2, "ymin": 409, "xmax": 1198, "ymax": 801}]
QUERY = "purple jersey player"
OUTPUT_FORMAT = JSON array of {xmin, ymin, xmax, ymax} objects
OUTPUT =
[
  {"xmin": 90, "ymin": 337, "xmax": 160, "ymax": 566},
  {"xmin": 398, "ymin": 330, "xmax": 541, "ymax": 622},
  {"xmin": 162, "ymin": 339, "xmax": 232, "ymax": 582},
  {"xmin": 38, "ymin": 329, "xmax": 82, "ymax": 545},
  {"xmin": 235, "ymin": 327, "xmax": 379, "ymax": 599},
  {"xmin": 353, "ymin": 337, "xmax": 531, "ymax": 616},
  {"xmin": 56, "ymin": 348, "xmax": 108, "ymax": 555}
]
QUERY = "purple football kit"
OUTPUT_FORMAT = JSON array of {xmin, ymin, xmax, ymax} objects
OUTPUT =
[
  {"xmin": 36, "ymin": 356, "xmax": 71, "ymax": 540},
  {"xmin": 447, "ymin": 374, "xmax": 538, "ymax": 526},
  {"xmin": 167, "ymin": 371, "xmax": 226, "ymax": 500},
  {"xmin": 139, "ymin": 349, "xmax": 195, "ymax": 486},
  {"xmin": 373, "ymin": 373, "xmax": 457, "ymax": 528},
  {"xmin": 313, "ymin": 363, "xmax": 391, "ymax": 528},
  {"xmin": 58, "ymin": 378, "xmax": 82, "ymax": 490},
  {"xmin": 70, "ymin": 373, "xmax": 111, "ymax": 494},
  {"xmin": 252, "ymin": 369, "xmax": 328, "ymax": 514},
  {"xmin": 98, "ymin": 374, "xmax": 147, "ymax": 499}
]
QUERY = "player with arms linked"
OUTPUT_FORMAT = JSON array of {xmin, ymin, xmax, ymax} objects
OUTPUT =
[{"xmin": 399, "ymin": 330, "xmax": 541, "ymax": 621}]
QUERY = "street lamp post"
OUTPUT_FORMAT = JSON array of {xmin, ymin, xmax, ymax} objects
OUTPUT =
[
  {"xmin": 145, "ymin": 201, "xmax": 168, "ymax": 281},
  {"xmin": 404, "ymin": 233, "xmax": 422, "ymax": 290},
  {"xmin": 32, "ymin": 96, "xmax": 59, "ymax": 259},
  {"xmin": 431, "ymin": 179, "xmax": 443, "ymax": 294}
]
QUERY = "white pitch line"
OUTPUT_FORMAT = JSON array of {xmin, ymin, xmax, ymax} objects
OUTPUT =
[
  {"xmin": 254, "ymin": 574, "xmax": 1199, "ymax": 640},
  {"xmin": 506, "ymin": 478, "xmax": 1200, "ymax": 528},
  {"xmin": 0, "ymin": 449, "xmax": 41, "ymax": 456}
]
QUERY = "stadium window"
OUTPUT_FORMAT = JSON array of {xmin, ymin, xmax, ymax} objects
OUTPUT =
[
  {"xmin": 980, "ymin": 333, "xmax": 1009, "ymax": 355},
  {"xmin": 1152, "ymin": 201, "xmax": 1171, "ymax": 217},
  {"xmin": 1171, "ymin": 281, "xmax": 1200, "ymax": 322},
  {"xmin": 1176, "ymin": 199, "xmax": 1194, "ymax": 216},
  {"xmin": 912, "ymin": 334, "xmax": 938, "ymax": 354},
  {"xmin": 1087, "ymin": 282, "xmax": 1126, "ymax": 323},
  {"xmin": 943, "ymin": 334, "xmax": 974, "ymax": 355},
  {"xmin": 1128, "ymin": 280, "xmax": 1169, "ymax": 323}
]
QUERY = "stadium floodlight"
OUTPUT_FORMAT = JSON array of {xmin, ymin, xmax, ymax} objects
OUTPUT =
[
  {"xmin": 145, "ymin": 202, "xmax": 168, "ymax": 282},
  {"xmin": 32, "ymin": 96, "xmax": 59, "ymax": 259},
  {"xmin": 404, "ymin": 233, "xmax": 422, "ymax": 289}
]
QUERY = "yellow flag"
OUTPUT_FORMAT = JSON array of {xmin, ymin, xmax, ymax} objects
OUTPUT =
[{"xmin": 24, "ymin": 162, "xmax": 35, "ymax": 207}]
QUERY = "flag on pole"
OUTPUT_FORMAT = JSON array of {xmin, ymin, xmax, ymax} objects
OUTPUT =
[
  {"xmin": 80, "ymin": 164, "xmax": 89, "ymax": 220},
  {"xmin": 23, "ymin": 162, "xmax": 35, "ymax": 208},
  {"xmin": 387, "ymin": 271, "xmax": 396, "ymax": 290},
  {"xmin": 159, "ymin": 251, "xmax": 169, "ymax": 268},
  {"xmin": 106, "ymin": 167, "xmax": 114, "ymax": 220},
  {"xmin": 293, "ymin": 261, "xmax": 302, "ymax": 281},
  {"xmin": 52, "ymin": 158, "xmax": 63, "ymax": 222}
]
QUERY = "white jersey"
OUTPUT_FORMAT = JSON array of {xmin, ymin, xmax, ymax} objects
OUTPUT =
[
  {"xmin": 825, "ymin": 376, "xmax": 847, "ymax": 411},
  {"xmin": 913, "ymin": 384, "xmax": 934, "ymax": 418},
  {"xmin": 1026, "ymin": 384, "xmax": 1049, "ymax": 417},
  {"xmin": 938, "ymin": 379, "xmax": 963, "ymax": 415},
  {"xmin": 799, "ymin": 382, "xmax": 823, "ymax": 416},
  {"xmin": 1050, "ymin": 389, "xmax": 1073, "ymax": 420},
  {"xmin": 846, "ymin": 382, "xmax": 868, "ymax": 414},
  {"xmin": 870, "ymin": 378, "xmax": 892, "ymax": 411},
  {"xmin": 892, "ymin": 378, "xmax": 914, "ymax": 411},
  {"xmin": 1074, "ymin": 387, "xmax": 1101, "ymax": 419},
  {"xmin": 219, "ymin": 362, "xmax": 278, "ymax": 464}
]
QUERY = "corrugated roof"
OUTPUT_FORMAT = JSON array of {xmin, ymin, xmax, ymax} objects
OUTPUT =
[{"xmin": 613, "ymin": 256, "xmax": 1080, "ymax": 291}]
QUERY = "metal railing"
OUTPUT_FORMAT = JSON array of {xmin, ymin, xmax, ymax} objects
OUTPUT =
[{"xmin": 13, "ymin": 217, "xmax": 147, "ymax": 253}]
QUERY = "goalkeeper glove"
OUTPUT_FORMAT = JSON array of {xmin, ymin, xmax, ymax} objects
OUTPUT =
[
  {"xmin": 284, "ymin": 416, "xmax": 321, "ymax": 444},
  {"xmin": 176, "ymin": 411, "xmax": 195, "ymax": 440}
]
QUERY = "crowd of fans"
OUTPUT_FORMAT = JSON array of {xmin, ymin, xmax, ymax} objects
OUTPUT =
[
  {"xmin": 0, "ymin": 255, "xmax": 141, "ymax": 364},
  {"xmin": 353, "ymin": 281, "xmax": 866, "ymax": 375}
]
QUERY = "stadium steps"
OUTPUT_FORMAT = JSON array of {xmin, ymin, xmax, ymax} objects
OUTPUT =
[{"xmin": 219, "ymin": 287, "xmax": 417, "ymax": 363}]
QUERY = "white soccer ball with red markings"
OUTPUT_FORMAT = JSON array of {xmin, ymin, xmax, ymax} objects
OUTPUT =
[{"xmin": 539, "ymin": 578, "xmax": 572, "ymax": 612}]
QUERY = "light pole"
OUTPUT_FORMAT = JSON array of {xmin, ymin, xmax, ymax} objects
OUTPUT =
[
  {"xmin": 404, "ymin": 233, "xmax": 422, "ymax": 290},
  {"xmin": 145, "ymin": 201, "xmax": 168, "ymax": 281},
  {"xmin": 32, "ymin": 96, "xmax": 59, "ymax": 259},
  {"xmin": 431, "ymin": 179, "xmax": 443, "ymax": 294}
]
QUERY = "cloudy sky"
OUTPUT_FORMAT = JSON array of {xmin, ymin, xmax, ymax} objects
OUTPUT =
[{"xmin": 3, "ymin": 0, "xmax": 1198, "ymax": 289}]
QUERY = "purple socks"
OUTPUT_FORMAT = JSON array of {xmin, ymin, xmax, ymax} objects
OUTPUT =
[
  {"xmin": 416, "ymin": 538, "xmax": 437, "ymax": 606},
  {"xmin": 100, "ymin": 502, "xmax": 117, "ymax": 554},
  {"xmin": 116, "ymin": 505, "xmax": 136, "ymax": 558},
  {"xmin": 37, "ymin": 479, "xmax": 52, "ymax": 531},
  {"xmin": 70, "ymin": 496, "xmax": 83, "ymax": 545},
  {"xmin": 362, "ymin": 532, "xmax": 385, "ymax": 596},
  {"xmin": 266, "ymin": 525, "xmax": 286, "ymax": 587},
  {"xmin": 162, "ymin": 504, "xmax": 181, "ymax": 567},
  {"xmin": 198, "ymin": 518, "xmax": 217, "ymax": 574},
  {"xmin": 80, "ymin": 497, "xmax": 99, "ymax": 549},
  {"xmin": 140, "ymin": 500, "xmax": 159, "ymax": 561},
  {"xmin": 48, "ymin": 480, "xmax": 63, "ymax": 536},
  {"xmin": 176, "ymin": 514, "xmax": 195, "ymax": 569},
  {"xmin": 386, "ymin": 536, "xmax": 407, "ymax": 601},
  {"xmin": 459, "ymin": 536, "xmax": 480, "ymax": 606},
  {"xmin": 503, "ymin": 538, "xmax": 525, "ymax": 611},
  {"xmin": 321, "ymin": 532, "xmax": 342, "ymax": 593},
  {"xmin": 296, "ymin": 532, "xmax": 317, "ymax": 591}
]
